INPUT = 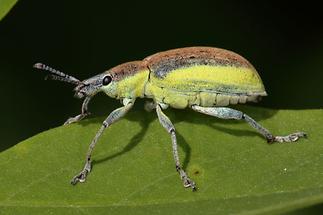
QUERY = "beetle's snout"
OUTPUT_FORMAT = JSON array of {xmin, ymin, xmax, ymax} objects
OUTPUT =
[
  {"xmin": 74, "ymin": 84, "xmax": 88, "ymax": 99},
  {"xmin": 73, "ymin": 74, "xmax": 104, "ymax": 99}
]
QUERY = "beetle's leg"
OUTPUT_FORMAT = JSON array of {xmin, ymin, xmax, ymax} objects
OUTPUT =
[
  {"xmin": 71, "ymin": 99, "xmax": 134, "ymax": 185},
  {"xmin": 64, "ymin": 97, "xmax": 91, "ymax": 125},
  {"xmin": 156, "ymin": 104, "xmax": 196, "ymax": 191},
  {"xmin": 191, "ymin": 106, "xmax": 306, "ymax": 143}
]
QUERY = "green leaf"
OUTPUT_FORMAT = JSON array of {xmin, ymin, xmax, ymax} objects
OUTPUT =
[
  {"xmin": 0, "ymin": 106, "xmax": 322, "ymax": 215},
  {"xmin": 0, "ymin": 0, "xmax": 18, "ymax": 21}
]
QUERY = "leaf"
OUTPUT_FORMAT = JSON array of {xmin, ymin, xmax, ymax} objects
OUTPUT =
[
  {"xmin": 0, "ymin": 0, "xmax": 18, "ymax": 21},
  {"xmin": 0, "ymin": 106, "xmax": 322, "ymax": 215}
]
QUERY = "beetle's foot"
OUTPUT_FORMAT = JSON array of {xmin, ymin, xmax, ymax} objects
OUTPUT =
[
  {"xmin": 64, "ymin": 112, "xmax": 90, "ymax": 125},
  {"xmin": 177, "ymin": 167, "xmax": 197, "ymax": 191},
  {"xmin": 71, "ymin": 160, "xmax": 92, "ymax": 185},
  {"xmin": 183, "ymin": 176, "xmax": 197, "ymax": 191},
  {"xmin": 64, "ymin": 116, "xmax": 80, "ymax": 125},
  {"xmin": 268, "ymin": 132, "xmax": 307, "ymax": 143}
]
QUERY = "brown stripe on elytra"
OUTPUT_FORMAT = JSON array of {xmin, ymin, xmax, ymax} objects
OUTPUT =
[
  {"xmin": 106, "ymin": 61, "xmax": 147, "ymax": 81},
  {"xmin": 143, "ymin": 47, "xmax": 254, "ymax": 78}
]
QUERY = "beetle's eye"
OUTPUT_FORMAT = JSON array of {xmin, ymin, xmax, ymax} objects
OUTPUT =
[{"xmin": 102, "ymin": 76, "xmax": 112, "ymax": 86}]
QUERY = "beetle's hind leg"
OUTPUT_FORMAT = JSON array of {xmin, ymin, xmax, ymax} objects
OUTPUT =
[
  {"xmin": 156, "ymin": 104, "xmax": 196, "ymax": 191},
  {"xmin": 64, "ymin": 97, "xmax": 91, "ymax": 125},
  {"xmin": 191, "ymin": 106, "xmax": 306, "ymax": 143}
]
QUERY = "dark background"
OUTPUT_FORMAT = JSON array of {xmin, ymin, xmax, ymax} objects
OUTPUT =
[
  {"xmin": 0, "ymin": 1, "xmax": 323, "ymax": 214},
  {"xmin": 0, "ymin": 0, "xmax": 322, "ymax": 152}
]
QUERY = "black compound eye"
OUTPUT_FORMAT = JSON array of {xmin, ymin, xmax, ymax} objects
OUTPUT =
[{"xmin": 102, "ymin": 76, "xmax": 112, "ymax": 86}]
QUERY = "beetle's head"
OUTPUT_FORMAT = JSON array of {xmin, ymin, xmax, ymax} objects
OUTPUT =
[
  {"xmin": 33, "ymin": 63, "xmax": 113, "ymax": 99},
  {"xmin": 73, "ymin": 73, "xmax": 113, "ymax": 99},
  {"xmin": 34, "ymin": 61, "xmax": 146, "ymax": 100}
]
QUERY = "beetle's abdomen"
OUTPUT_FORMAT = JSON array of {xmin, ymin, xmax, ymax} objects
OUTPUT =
[{"xmin": 144, "ymin": 86, "xmax": 262, "ymax": 109}]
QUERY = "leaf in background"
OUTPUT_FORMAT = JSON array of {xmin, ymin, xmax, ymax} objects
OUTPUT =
[
  {"xmin": 0, "ymin": 106, "xmax": 322, "ymax": 215},
  {"xmin": 0, "ymin": 0, "xmax": 17, "ymax": 21}
]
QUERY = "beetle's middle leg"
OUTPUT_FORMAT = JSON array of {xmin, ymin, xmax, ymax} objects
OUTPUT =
[
  {"xmin": 64, "ymin": 97, "xmax": 91, "ymax": 125},
  {"xmin": 191, "ymin": 106, "xmax": 306, "ymax": 143},
  {"xmin": 156, "ymin": 104, "xmax": 196, "ymax": 191}
]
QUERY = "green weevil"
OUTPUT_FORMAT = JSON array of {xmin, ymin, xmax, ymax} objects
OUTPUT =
[{"xmin": 34, "ymin": 46, "xmax": 306, "ymax": 191}]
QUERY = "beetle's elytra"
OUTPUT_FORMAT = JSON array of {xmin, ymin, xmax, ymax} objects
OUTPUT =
[{"xmin": 34, "ymin": 46, "xmax": 306, "ymax": 191}]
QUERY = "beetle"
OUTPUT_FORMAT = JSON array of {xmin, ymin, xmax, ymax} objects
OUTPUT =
[{"xmin": 34, "ymin": 46, "xmax": 306, "ymax": 191}]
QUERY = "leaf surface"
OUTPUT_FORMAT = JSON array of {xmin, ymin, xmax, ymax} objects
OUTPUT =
[
  {"xmin": 0, "ymin": 106, "xmax": 322, "ymax": 215},
  {"xmin": 0, "ymin": 0, "xmax": 17, "ymax": 21}
]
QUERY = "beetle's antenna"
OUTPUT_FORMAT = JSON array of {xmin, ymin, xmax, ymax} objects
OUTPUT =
[{"xmin": 33, "ymin": 63, "xmax": 81, "ymax": 85}]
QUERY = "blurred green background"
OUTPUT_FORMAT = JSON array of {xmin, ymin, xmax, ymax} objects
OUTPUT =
[{"xmin": 0, "ymin": 0, "xmax": 322, "ymax": 152}]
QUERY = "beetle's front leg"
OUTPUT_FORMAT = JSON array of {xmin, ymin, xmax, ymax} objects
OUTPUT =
[
  {"xmin": 64, "ymin": 97, "xmax": 91, "ymax": 125},
  {"xmin": 191, "ymin": 106, "xmax": 306, "ymax": 143},
  {"xmin": 156, "ymin": 104, "xmax": 196, "ymax": 191},
  {"xmin": 71, "ymin": 99, "xmax": 134, "ymax": 185}
]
